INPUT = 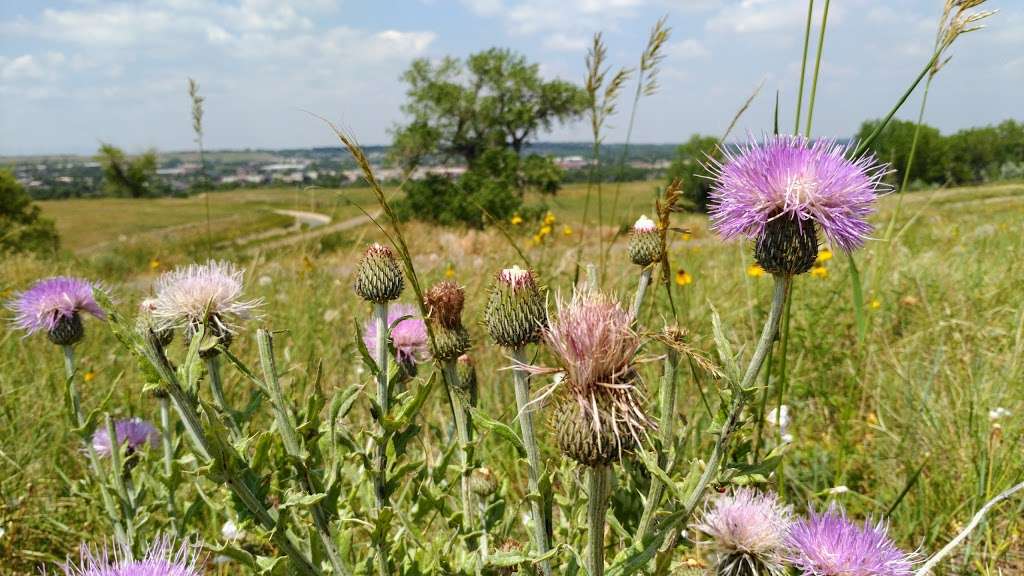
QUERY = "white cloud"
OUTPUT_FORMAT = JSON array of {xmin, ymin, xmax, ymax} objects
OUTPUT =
[
  {"xmin": 668, "ymin": 38, "xmax": 709, "ymax": 60},
  {"xmin": 544, "ymin": 33, "xmax": 589, "ymax": 52},
  {"xmin": 706, "ymin": 0, "xmax": 806, "ymax": 34}
]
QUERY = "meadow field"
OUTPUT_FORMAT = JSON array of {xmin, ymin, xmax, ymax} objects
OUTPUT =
[{"xmin": 1, "ymin": 178, "xmax": 1022, "ymax": 573}]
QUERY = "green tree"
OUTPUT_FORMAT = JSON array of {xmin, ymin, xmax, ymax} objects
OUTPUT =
[
  {"xmin": 391, "ymin": 48, "xmax": 587, "ymax": 171},
  {"xmin": 96, "ymin": 143, "xmax": 160, "ymax": 198},
  {"xmin": 666, "ymin": 134, "xmax": 718, "ymax": 211},
  {"xmin": 856, "ymin": 119, "xmax": 947, "ymax": 186},
  {"xmin": 0, "ymin": 169, "xmax": 59, "ymax": 255}
]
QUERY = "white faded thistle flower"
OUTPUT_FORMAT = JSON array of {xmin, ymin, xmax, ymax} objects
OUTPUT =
[
  {"xmin": 151, "ymin": 260, "xmax": 262, "ymax": 335},
  {"xmin": 828, "ymin": 485, "xmax": 850, "ymax": 495},
  {"xmin": 221, "ymin": 519, "xmax": 244, "ymax": 541},
  {"xmin": 767, "ymin": 405, "xmax": 793, "ymax": 444},
  {"xmin": 695, "ymin": 488, "xmax": 793, "ymax": 576},
  {"xmin": 989, "ymin": 407, "xmax": 1011, "ymax": 421}
]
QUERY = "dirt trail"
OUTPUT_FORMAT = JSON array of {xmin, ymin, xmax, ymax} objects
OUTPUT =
[{"xmin": 243, "ymin": 210, "xmax": 378, "ymax": 254}]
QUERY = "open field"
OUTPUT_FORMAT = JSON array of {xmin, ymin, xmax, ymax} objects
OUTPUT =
[{"xmin": 1, "ymin": 180, "xmax": 1023, "ymax": 573}]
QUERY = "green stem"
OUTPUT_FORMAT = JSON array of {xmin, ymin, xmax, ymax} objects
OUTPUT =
[
  {"xmin": 751, "ymin": 338, "xmax": 776, "ymax": 462},
  {"xmin": 587, "ymin": 464, "xmax": 610, "ymax": 576},
  {"xmin": 204, "ymin": 356, "xmax": 240, "ymax": 438},
  {"xmin": 884, "ymin": 76, "xmax": 934, "ymax": 243},
  {"xmin": 793, "ymin": 0, "xmax": 815, "ymax": 134},
  {"xmin": 258, "ymin": 330, "xmax": 351, "ymax": 576},
  {"xmin": 158, "ymin": 395, "xmax": 180, "ymax": 535},
  {"xmin": 61, "ymin": 345, "xmax": 130, "ymax": 547},
  {"xmin": 141, "ymin": 335, "xmax": 320, "ymax": 575},
  {"xmin": 442, "ymin": 360, "xmax": 475, "ymax": 533},
  {"xmin": 511, "ymin": 347, "xmax": 552, "ymax": 576},
  {"xmin": 853, "ymin": 51, "xmax": 941, "ymax": 158},
  {"xmin": 804, "ymin": 0, "xmax": 831, "ymax": 137},
  {"xmin": 774, "ymin": 281, "xmax": 795, "ymax": 501},
  {"xmin": 634, "ymin": 342, "xmax": 680, "ymax": 543},
  {"xmin": 685, "ymin": 275, "xmax": 790, "ymax": 511},
  {"xmin": 629, "ymin": 267, "xmax": 653, "ymax": 321},
  {"xmin": 104, "ymin": 414, "xmax": 137, "ymax": 547},
  {"xmin": 372, "ymin": 303, "xmax": 390, "ymax": 513}
]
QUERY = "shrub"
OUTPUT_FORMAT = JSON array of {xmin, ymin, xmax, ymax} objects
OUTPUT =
[{"xmin": 0, "ymin": 169, "xmax": 60, "ymax": 256}]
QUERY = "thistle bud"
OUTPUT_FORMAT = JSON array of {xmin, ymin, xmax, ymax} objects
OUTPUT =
[
  {"xmin": 424, "ymin": 281, "xmax": 470, "ymax": 360},
  {"xmin": 470, "ymin": 466, "xmax": 498, "ymax": 497},
  {"xmin": 551, "ymin": 395, "xmax": 637, "ymax": 468},
  {"xmin": 484, "ymin": 266, "xmax": 546, "ymax": 348},
  {"xmin": 138, "ymin": 298, "xmax": 173, "ymax": 348},
  {"xmin": 456, "ymin": 354, "xmax": 478, "ymax": 406},
  {"xmin": 628, "ymin": 215, "xmax": 662, "ymax": 267},
  {"xmin": 48, "ymin": 312, "xmax": 85, "ymax": 346},
  {"xmin": 354, "ymin": 243, "xmax": 405, "ymax": 303},
  {"xmin": 754, "ymin": 215, "xmax": 818, "ymax": 277}
]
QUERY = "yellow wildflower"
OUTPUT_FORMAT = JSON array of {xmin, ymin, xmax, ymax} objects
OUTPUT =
[
  {"xmin": 746, "ymin": 264, "xmax": 765, "ymax": 278},
  {"xmin": 810, "ymin": 266, "xmax": 828, "ymax": 279},
  {"xmin": 869, "ymin": 298, "xmax": 881, "ymax": 310},
  {"xmin": 543, "ymin": 212, "xmax": 556, "ymax": 225},
  {"xmin": 531, "ymin": 234, "xmax": 542, "ymax": 245},
  {"xmin": 675, "ymin": 269, "xmax": 693, "ymax": 286},
  {"xmin": 562, "ymin": 225, "xmax": 573, "ymax": 236},
  {"xmin": 444, "ymin": 264, "xmax": 455, "ymax": 279},
  {"xmin": 816, "ymin": 249, "xmax": 833, "ymax": 264},
  {"xmin": 510, "ymin": 214, "xmax": 524, "ymax": 226},
  {"xmin": 539, "ymin": 225, "xmax": 552, "ymax": 236},
  {"xmin": 84, "ymin": 371, "xmax": 95, "ymax": 382},
  {"xmin": 149, "ymin": 258, "xmax": 161, "ymax": 270},
  {"xmin": 680, "ymin": 231, "xmax": 692, "ymax": 241}
]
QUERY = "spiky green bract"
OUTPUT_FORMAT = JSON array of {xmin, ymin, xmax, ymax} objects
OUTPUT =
[
  {"xmin": 424, "ymin": 281, "xmax": 470, "ymax": 360},
  {"xmin": 628, "ymin": 215, "xmax": 662, "ymax": 267},
  {"xmin": 470, "ymin": 466, "xmax": 498, "ymax": 497},
  {"xmin": 484, "ymin": 266, "xmax": 546, "ymax": 349},
  {"xmin": 456, "ymin": 354, "xmax": 478, "ymax": 405},
  {"xmin": 754, "ymin": 215, "xmax": 818, "ymax": 277},
  {"xmin": 552, "ymin": 388, "xmax": 639, "ymax": 467},
  {"xmin": 531, "ymin": 289, "xmax": 652, "ymax": 466},
  {"xmin": 137, "ymin": 299, "xmax": 173, "ymax": 348},
  {"xmin": 354, "ymin": 243, "xmax": 405, "ymax": 303}
]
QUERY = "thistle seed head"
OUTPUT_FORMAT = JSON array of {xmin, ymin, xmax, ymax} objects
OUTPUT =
[
  {"xmin": 354, "ymin": 243, "xmax": 405, "ymax": 303},
  {"xmin": 424, "ymin": 280, "xmax": 465, "ymax": 329}
]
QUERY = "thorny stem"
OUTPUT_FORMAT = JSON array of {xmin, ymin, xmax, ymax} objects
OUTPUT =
[
  {"xmin": 258, "ymin": 330, "xmax": 351, "ymax": 576},
  {"xmin": 687, "ymin": 275, "xmax": 790, "ymax": 508},
  {"xmin": 629, "ymin": 267, "xmax": 653, "ymax": 321},
  {"xmin": 442, "ymin": 359, "xmax": 475, "ymax": 533},
  {"xmin": 511, "ymin": 347, "xmax": 552, "ymax": 576},
  {"xmin": 372, "ymin": 303, "xmax": 390, "ymax": 513},
  {"xmin": 204, "ymin": 356, "xmax": 240, "ymax": 438},
  {"xmin": 104, "ymin": 414, "xmax": 137, "ymax": 546},
  {"xmin": 587, "ymin": 464, "xmax": 611, "ymax": 576},
  {"xmin": 61, "ymin": 345, "xmax": 130, "ymax": 548},
  {"xmin": 915, "ymin": 481, "xmax": 1024, "ymax": 575},
  {"xmin": 158, "ymin": 395, "xmax": 180, "ymax": 535},
  {"xmin": 141, "ymin": 336, "xmax": 320, "ymax": 576},
  {"xmin": 634, "ymin": 342, "xmax": 681, "ymax": 543},
  {"xmin": 751, "ymin": 337, "xmax": 776, "ymax": 462}
]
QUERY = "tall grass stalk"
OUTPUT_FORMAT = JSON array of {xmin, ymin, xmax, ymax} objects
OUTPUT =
[
  {"xmin": 802, "ymin": 0, "xmax": 831, "ymax": 137},
  {"xmin": 605, "ymin": 17, "xmax": 670, "ymax": 274},
  {"xmin": 511, "ymin": 347, "xmax": 552, "ymax": 576},
  {"xmin": 793, "ymin": 0, "xmax": 815, "ymax": 134}
]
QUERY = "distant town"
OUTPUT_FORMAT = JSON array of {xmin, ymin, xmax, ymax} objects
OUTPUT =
[{"xmin": 1, "ymin": 143, "xmax": 678, "ymax": 199}]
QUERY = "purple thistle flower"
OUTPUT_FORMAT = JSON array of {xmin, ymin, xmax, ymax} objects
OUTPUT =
[
  {"xmin": 151, "ymin": 260, "xmax": 262, "ymax": 335},
  {"xmin": 362, "ymin": 303, "xmax": 429, "ymax": 365},
  {"xmin": 8, "ymin": 277, "xmax": 105, "ymax": 337},
  {"xmin": 707, "ymin": 135, "xmax": 890, "ymax": 252},
  {"xmin": 91, "ymin": 418, "xmax": 159, "ymax": 458},
  {"xmin": 60, "ymin": 537, "xmax": 202, "ymax": 576},
  {"xmin": 787, "ymin": 503, "xmax": 915, "ymax": 576}
]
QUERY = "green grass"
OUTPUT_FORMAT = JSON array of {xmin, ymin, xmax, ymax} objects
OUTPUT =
[{"xmin": 2, "ymin": 181, "xmax": 1023, "ymax": 573}]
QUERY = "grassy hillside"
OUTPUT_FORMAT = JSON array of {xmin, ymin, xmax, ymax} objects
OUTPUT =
[{"xmin": 1, "ymin": 181, "xmax": 1022, "ymax": 573}]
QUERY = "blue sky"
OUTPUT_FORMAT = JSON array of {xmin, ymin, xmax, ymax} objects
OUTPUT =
[{"xmin": 0, "ymin": 0, "xmax": 1020, "ymax": 155}]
